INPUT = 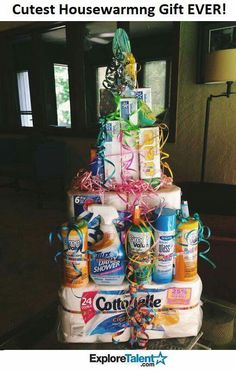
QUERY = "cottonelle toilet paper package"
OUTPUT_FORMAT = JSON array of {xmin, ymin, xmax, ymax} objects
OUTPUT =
[
  {"xmin": 58, "ymin": 282, "xmax": 131, "ymax": 343},
  {"xmin": 58, "ymin": 276, "xmax": 202, "ymax": 343}
]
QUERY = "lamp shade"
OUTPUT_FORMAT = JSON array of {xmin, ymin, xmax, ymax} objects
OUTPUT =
[{"xmin": 205, "ymin": 48, "xmax": 236, "ymax": 83}]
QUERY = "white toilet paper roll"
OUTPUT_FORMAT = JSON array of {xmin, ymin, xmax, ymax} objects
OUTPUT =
[
  {"xmin": 129, "ymin": 184, "xmax": 181, "ymax": 211},
  {"xmin": 59, "ymin": 283, "xmax": 130, "ymax": 343},
  {"xmin": 104, "ymin": 192, "xmax": 129, "ymax": 211},
  {"xmin": 58, "ymin": 305, "xmax": 97, "ymax": 343}
]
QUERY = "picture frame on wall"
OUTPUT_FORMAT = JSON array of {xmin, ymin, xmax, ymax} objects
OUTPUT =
[{"xmin": 197, "ymin": 22, "xmax": 236, "ymax": 83}]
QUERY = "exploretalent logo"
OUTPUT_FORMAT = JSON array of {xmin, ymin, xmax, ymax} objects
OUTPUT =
[{"xmin": 90, "ymin": 352, "xmax": 167, "ymax": 367}]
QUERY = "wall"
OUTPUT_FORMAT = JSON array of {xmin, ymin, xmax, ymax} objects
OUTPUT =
[{"xmin": 166, "ymin": 22, "xmax": 236, "ymax": 185}]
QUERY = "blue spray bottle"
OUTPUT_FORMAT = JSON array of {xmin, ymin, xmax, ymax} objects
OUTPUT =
[
  {"xmin": 153, "ymin": 208, "xmax": 176, "ymax": 284},
  {"xmin": 88, "ymin": 205, "xmax": 126, "ymax": 285}
]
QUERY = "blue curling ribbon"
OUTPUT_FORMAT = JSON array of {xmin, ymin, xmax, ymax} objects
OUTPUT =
[{"xmin": 176, "ymin": 212, "xmax": 216, "ymax": 269}]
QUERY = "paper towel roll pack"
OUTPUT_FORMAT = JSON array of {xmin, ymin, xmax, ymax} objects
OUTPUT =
[
  {"xmin": 67, "ymin": 185, "xmax": 181, "ymax": 218},
  {"xmin": 58, "ymin": 277, "xmax": 202, "ymax": 343}
]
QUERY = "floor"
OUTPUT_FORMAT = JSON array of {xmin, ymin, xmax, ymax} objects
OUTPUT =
[{"xmin": 0, "ymin": 181, "xmax": 236, "ymax": 350}]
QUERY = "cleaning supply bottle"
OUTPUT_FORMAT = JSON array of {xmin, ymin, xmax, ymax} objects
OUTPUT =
[
  {"xmin": 88, "ymin": 204, "xmax": 126, "ymax": 285},
  {"xmin": 61, "ymin": 219, "xmax": 89, "ymax": 288},
  {"xmin": 127, "ymin": 205, "xmax": 153, "ymax": 285},
  {"xmin": 174, "ymin": 202, "xmax": 199, "ymax": 281},
  {"xmin": 153, "ymin": 208, "xmax": 176, "ymax": 284}
]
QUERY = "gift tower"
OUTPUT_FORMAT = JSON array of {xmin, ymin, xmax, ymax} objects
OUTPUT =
[{"xmin": 51, "ymin": 29, "xmax": 215, "ymax": 348}]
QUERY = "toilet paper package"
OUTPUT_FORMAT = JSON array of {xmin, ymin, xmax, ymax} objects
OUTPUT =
[
  {"xmin": 67, "ymin": 191, "xmax": 103, "ymax": 219},
  {"xmin": 58, "ymin": 282, "xmax": 130, "ymax": 343},
  {"xmin": 58, "ymin": 277, "xmax": 202, "ymax": 343}
]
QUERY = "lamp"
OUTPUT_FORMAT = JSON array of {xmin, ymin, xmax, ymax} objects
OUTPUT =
[{"xmin": 201, "ymin": 48, "xmax": 236, "ymax": 182}]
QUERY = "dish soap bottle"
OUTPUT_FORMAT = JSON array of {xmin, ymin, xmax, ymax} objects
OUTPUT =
[
  {"xmin": 88, "ymin": 204, "xmax": 126, "ymax": 285},
  {"xmin": 127, "ymin": 205, "xmax": 153, "ymax": 285}
]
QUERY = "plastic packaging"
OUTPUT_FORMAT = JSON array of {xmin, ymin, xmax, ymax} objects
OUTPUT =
[
  {"xmin": 88, "ymin": 204, "xmax": 126, "ymax": 285},
  {"xmin": 58, "ymin": 282, "xmax": 130, "ymax": 343},
  {"xmin": 153, "ymin": 208, "xmax": 176, "ymax": 284},
  {"xmin": 58, "ymin": 276, "xmax": 202, "ymax": 343}
]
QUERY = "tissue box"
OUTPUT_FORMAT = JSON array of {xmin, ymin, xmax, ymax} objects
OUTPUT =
[
  {"xmin": 139, "ymin": 126, "xmax": 161, "ymax": 184},
  {"xmin": 105, "ymin": 120, "xmax": 120, "ymax": 142},
  {"xmin": 104, "ymin": 142, "xmax": 122, "ymax": 184},
  {"xmin": 103, "ymin": 121, "xmax": 122, "ymax": 183},
  {"xmin": 134, "ymin": 88, "xmax": 152, "ymax": 108},
  {"xmin": 121, "ymin": 130, "xmax": 139, "ymax": 180},
  {"xmin": 120, "ymin": 98, "xmax": 138, "ymax": 126}
]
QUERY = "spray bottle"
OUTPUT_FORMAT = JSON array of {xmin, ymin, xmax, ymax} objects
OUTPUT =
[
  {"xmin": 88, "ymin": 204, "xmax": 126, "ymax": 285},
  {"xmin": 153, "ymin": 208, "xmax": 176, "ymax": 284}
]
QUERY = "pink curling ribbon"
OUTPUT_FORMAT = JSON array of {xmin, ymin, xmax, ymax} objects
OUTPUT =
[{"xmin": 70, "ymin": 169, "xmax": 173, "ymax": 215}]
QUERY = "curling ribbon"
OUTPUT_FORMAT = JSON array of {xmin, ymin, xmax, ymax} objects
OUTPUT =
[
  {"xmin": 125, "ymin": 220, "xmax": 157, "ymax": 348},
  {"xmin": 159, "ymin": 123, "xmax": 173, "ymax": 179}
]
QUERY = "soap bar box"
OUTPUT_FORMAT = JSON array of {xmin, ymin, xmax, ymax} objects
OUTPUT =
[
  {"xmin": 120, "ymin": 97, "xmax": 138, "ymax": 126},
  {"xmin": 139, "ymin": 126, "xmax": 161, "ymax": 183},
  {"xmin": 104, "ymin": 120, "xmax": 122, "ymax": 183},
  {"xmin": 134, "ymin": 88, "xmax": 152, "ymax": 108}
]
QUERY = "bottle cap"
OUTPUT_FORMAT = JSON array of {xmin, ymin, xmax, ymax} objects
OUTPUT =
[
  {"xmin": 133, "ymin": 205, "xmax": 141, "ymax": 225},
  {"xmin": 155, "ymin": 208, "xmax": 176, "ymax": 231}
]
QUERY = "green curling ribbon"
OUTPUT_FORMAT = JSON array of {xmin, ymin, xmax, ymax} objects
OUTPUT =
[
  {"xmin": 112, "ymin": 28, "xmax": 131, "ymax": 57},
  {"xmin": 177, "ymin": 212, "xmax": 216, "ymax": 269},
  {"xmin": 137, "ymin": 100, "xmax": 156, "ymax": 127}
]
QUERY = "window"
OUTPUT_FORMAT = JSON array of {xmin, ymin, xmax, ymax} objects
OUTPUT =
[
  {"xmin": 17, "ymin": 70, "xmax": 33, "ymax": 127},
  {"xmin": 0, "ymin": 22, "xmax": 179, "ymax": 141},
  {"xmin": 53, "ymin": 64, "xmax": 71, "ymax": 128},
  {"xmin": 96, "ymin": 66, "xmax": 106, "ymax": 116},
  {"xmin": 143, "ymin": 60, "xmax": 167, "ymax": 116}
]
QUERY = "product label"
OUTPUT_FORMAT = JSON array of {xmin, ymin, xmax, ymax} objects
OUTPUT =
[
  {"xmin": 154, "ymin": 230, "xmax": 175, "ymax": 281},
  {"xmin": 120, "ymin": 98, "xmax": 138, "ymax": 125},
  {"xmin": 79, "ymin": 287, "xmax": 171, "ymax": 336},
  {"xmin": 73, "ymin": 194, "xmax": 102, "ymax": 222},
  {"xmin": 128, "ymin": 231, "xmax": 151, "ymax": 254},
  {"xmin": 62, "ymin": 258, "xmax": 89, "ymax": 288},
  {"xmin": 182, "ymin": 229, "xmax": 198, "ymax": 278},
  {"xmin": 139, "ymin": 127, "xmax": 161, "ymax": 180},
  {"xmin": 105, "ymin": 121, "xmax": 120, "ymax": 142},
  {"xmin": 90, "ymin": 249, "xmax": 126, "ymax": 284},
  {"xmin": 64, "ymin": 234, "xmax": 83, "ymax": 257},
  {"xmin": 167, "ymin": 287, "xmax": 192, "ymax": 306}
]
